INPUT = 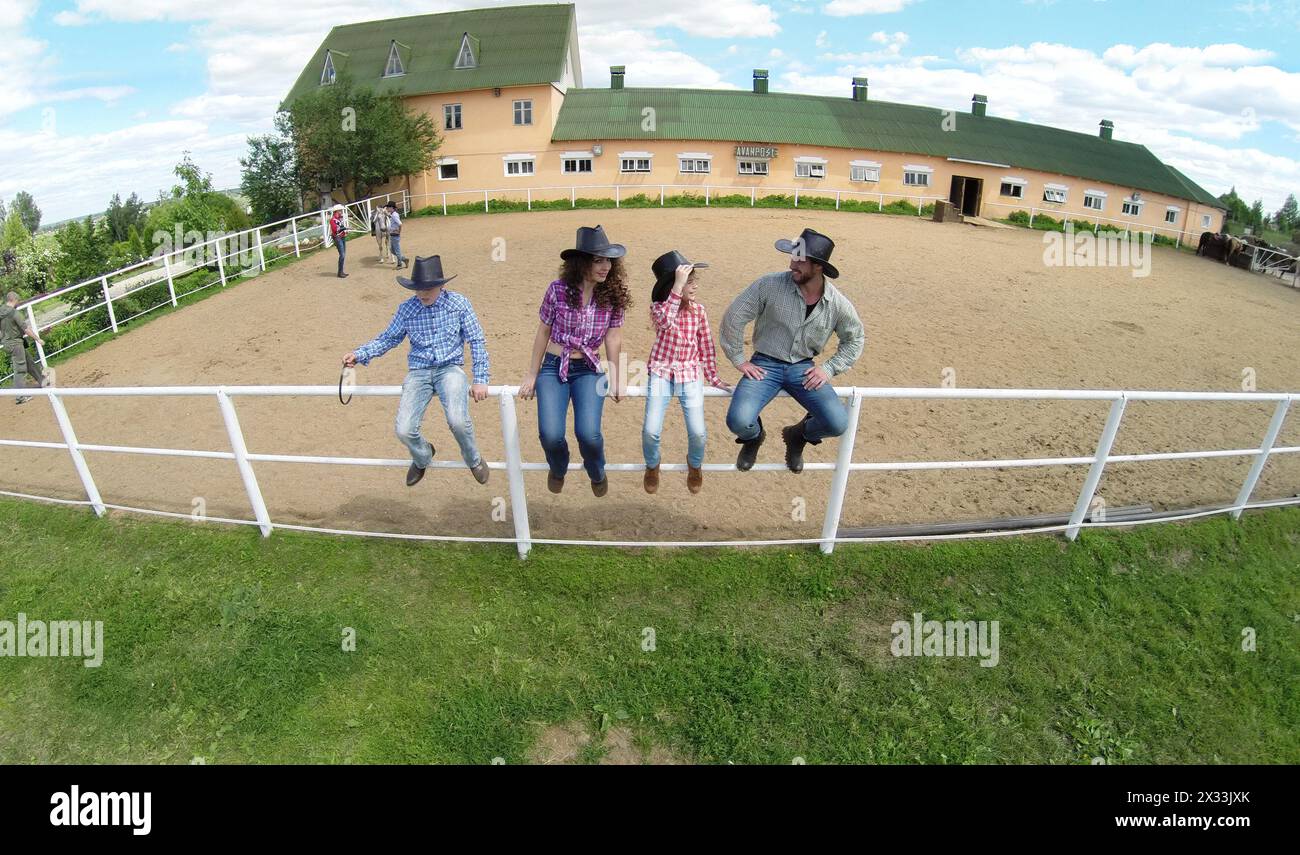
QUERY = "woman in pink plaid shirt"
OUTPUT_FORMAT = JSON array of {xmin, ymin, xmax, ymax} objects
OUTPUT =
[{"xmin": 642, "ymin": 250, "xmax": 733, "ymax": 495}]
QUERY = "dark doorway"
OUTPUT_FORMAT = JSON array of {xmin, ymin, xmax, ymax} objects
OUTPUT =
[{"xmin": 948, "ymin": 175, "xmax": 984, "ymax": 217}]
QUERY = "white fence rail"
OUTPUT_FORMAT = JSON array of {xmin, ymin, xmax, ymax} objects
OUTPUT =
[
  {"xmin": 1, "ymin": 383, "xmax": 1297, "ymax": 559},
  {"xmin": 1250, "ymin": 244, "xmax": 1300, "ymax": 288},
  {"xmin": 980, "ymin": 199, "xmax": 1194, "ymax": 246},
  {"xmin": 1, "ymin": 190, "xmax": 411, "ymax": 385}
]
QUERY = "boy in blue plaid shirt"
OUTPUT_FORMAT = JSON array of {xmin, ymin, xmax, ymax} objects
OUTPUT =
[{"xmin": 343, "ymin": 256, "xmax": 491, "ymax": 487}]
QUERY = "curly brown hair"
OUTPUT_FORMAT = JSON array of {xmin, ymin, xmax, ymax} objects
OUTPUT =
[{"xmin": 557, "ymin": 254, "xmax": 632, "ymax": 314}]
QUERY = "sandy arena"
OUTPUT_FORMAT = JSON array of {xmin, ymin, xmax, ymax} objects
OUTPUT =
[{"xmin": 2, "ymin": 207, "xmax": 1299, "ymax": 544}]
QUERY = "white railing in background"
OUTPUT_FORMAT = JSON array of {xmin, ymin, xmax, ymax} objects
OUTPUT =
[
  {"xmin": 1, "ymin": 190, "xmax": 412, "ymax": 385},
  {"xmin": 980, "ymin": 199, "xmax": 1194, "ymax": 246},
  {"xmin": 1, "ymin": 384, "xmax": 1296, "ymax": 559},
  {"xmin": 1250, "ymin": 244, "xmax": 1300, "ymax": 288},
  {"xmin": 407, "ymin": 183, "xmax": 945, "ymax": 216}
]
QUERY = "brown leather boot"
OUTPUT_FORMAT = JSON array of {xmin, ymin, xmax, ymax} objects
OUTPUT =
[
  {"xmin": 547, "ymin": 473, "xmax": 564, "ymax": 493},
  {"xmin": 591, "ymin": 477, "xmax": 609, "ymax": 497},
  {"xmin": 687, "ymin": 466, "xmax": 703, "ymax": 494},
  {"xmin": 643, "ymin": 465, "xmax": 660, "ymax": 494}
]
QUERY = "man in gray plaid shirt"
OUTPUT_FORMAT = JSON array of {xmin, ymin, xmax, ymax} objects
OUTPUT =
[{"xmin": 720, "ymin": 228, "xmax": 865, "ymax": 473}]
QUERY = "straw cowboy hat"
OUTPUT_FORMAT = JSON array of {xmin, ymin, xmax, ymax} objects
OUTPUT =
[{"xmin": 775, "ymin": 227, "xmax": 840, "ymax": 280}]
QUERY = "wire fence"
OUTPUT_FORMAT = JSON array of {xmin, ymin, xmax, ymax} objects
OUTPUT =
[{"xmin": 1, "ymin": 383, "xmax": 1296, "ymax": 559}]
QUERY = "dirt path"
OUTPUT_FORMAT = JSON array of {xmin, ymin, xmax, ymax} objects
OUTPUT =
[{"xmin": 3, "ymin": 207, "xmax": 1298, "ymax": 543}]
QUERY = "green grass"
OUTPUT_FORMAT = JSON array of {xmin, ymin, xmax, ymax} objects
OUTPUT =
[{"xmin": 1, "ymin": 497, "xmax": 1296, "ymax": 764}]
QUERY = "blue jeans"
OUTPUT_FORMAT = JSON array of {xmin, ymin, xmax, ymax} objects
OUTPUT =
[
  {"xmin": 725, "ymin": 353, "xmax": 848, "ymax": 444},
  {"xmin": 390, "ymin": 233, "xmax": 405, "ymax": 266},
  {"xmin": 335, "ymin": 237, "xmax": 346, "ymax": 275},
  {"xmin": 536, "ymin": 352, "xmax": 606, "ymax": 481},
  {"xmin": 643, "ymin": 373, "xmax": 706, "ymax": 469},
  {"xmin": 395, "ymin": 365, "xmax": 482, "ymax": 469}
]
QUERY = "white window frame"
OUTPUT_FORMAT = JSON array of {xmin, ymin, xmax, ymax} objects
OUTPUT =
[
  {"xmin": 1000, "ymin": 177, "xmax": 1027, "ymax": 199},
  {"xmin": 455, "ymin": 33, "xmax": 477, "ymax": 69},
  {"xmin": 513, "ymin": 99, "xmax": 533, "ymax": 126},
  {"xmin": 850, "ymin": 160, "xmax": 881, "ymax": 183},
  {"xmin": 562, "ymin": 152, "xmax": 594, "ymax": 174},
  {"xmin": 794, "ymin": 157, "xmax": 827, "ymax": 180},
  {"xmin": 1164, "ymin": 206, "xmax": 1180, "ymax": 224},
  {"xmin": 1201, "ymin": 213, "xmax": 1212, "ymax": 229},
  {"xmin": 1042, "ymin": 183, "xmax": 1069, "ymax": 204},
  {"xmin": 321, "ymin": 52, "xmax": 337, "ymax": 86},
  {"xmin": 437, "ymin": 159, "xmax": 460, "ymax": 181},
  {"xmin": 678, "ymin": 152, "xmax": 712, "ymax": 174},
  {"xmin": 502, "ymin": 154, "xmax": 535, "ymax": 177},
  {"xmin": 443, "ymin": 103, "xmax": 462, "ymax": 131},
  {"xmin": 384, "ymin": 42, "xmax": 405, "ymax": 78},
  {"xmin": 1121, "ymin": 199, "xmax": 1143, "ymax": 217},
  {"xmin": 1083, "ymin": 190, "xmax": 1106, "ymax": 211},
  {"xmin": 737, "ymin": 158, "xmax": 769, "ymax": 176},
  {"xmin": 619, "ymin": 152, "xmax": 653, "ymax": 173}
]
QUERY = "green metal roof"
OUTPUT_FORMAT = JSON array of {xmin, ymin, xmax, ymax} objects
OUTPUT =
[
  {"xmin": 552, "ymin": 87, "xmax": 1224, "ymax": 209},
  {"xmin": 282, "ymin": 4, "xmax": 575, "ymax": 107}
]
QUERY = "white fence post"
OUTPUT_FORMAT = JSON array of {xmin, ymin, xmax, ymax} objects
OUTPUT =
[
  {"xmin": 616, "ymin": 185, "xmax": 620, "ymax": 208},
  {"xmin": 25, "ymin": 305, "xmax": 47, "ymax": 369},
  {"xmin": 162, "ymin": 252, "xmax": 179, "ymax": 307},
  {"xmin": 571, "ymin": 186, "xmax": 576, "ymax": 208},
  {"xmin": 403, "ymin": 189, "xmax": 410, "ymax": 215},
  {"xmin": 100, "ymin": 277, "xmax": 118, "ymax": 333},
  {"xmin": 216, "ymin": 237, "xmax": 227, "ymax": 287},
  {"xmin": 498, "ymin": 391, "xmax": 532, "ymax": 559},
  {"xmin": 794, "ymin": 188, "xmax": 800, "ymax": 207},
  {"xmin": 441, "ymin": 193, "xmax": 447, "ymax": 216},
  {"xmin": 820, "ymin": 391, "xmax": 864, "ymax": 555},
  {"xmin": 527, "ymin": 188, "xmax": 532, "ymax": 211},
  {"xmin": 705, "ymin": 186, "xmax": 710, "ymax": 206},
  {"xmin": 1029, "ymin": 208, "xmax": 1036, "ymax": 228},
  {"xmin": 47, "ymin": 393, "xmax": 105, "ymax": 517},
  {"xmin": 751, "ymin": 187, "xmax": 755, "ymax": 207},
  {"xmin": 1066, "ymin": 395, "xmax": 1128, "ymax": 540},
  {"xmin": 835, "ymin": 190, "xmax": 841, "ymax": 210},
  {"xmin": 291, "ymin": 218, "xmax": 301, "ymax": 257},
  {"xmin": 216, "ymin": 390, "xmax": 272, "ymax": 537},
  {"xmin": 1231, "ymin": 397, "xmax": 1292, "ymax": 519},
  {"xmin": 661, "ymin": 185, "xmax": 665, "ymax": 206},
  {"xmin": 255, "ymin": 228, "xmax": 266, "ymax": 272},
  {"xmin": 320, "ymin": 211, "xmax": 330, "ymax": 247},
  {"xmin": 484, "ymin": 189, "xmax": 489, "ymax": 213}
]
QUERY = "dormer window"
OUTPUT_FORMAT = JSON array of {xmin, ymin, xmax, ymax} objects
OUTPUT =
[
  {"xmin": 455, "ymin": 32, "xmax": 478, "ymax": 69},
  {"xmin": 384, "ymin": 41, "xmax": 407, "ymax": 77},
  {"xmin": 320, "ymin": 51, "xmax": 337, "ymax": 85}
]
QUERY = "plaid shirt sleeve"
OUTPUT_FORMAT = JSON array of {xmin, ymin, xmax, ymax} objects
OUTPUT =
[
  {"xmin": 608, "ymin": 304, "xmax": 625, "ymax": 328},
  {"xmin": 697, "ymin": 306, "xmax": 726, "ymax": 388},
  {"xmin": 720, "ymin": 277, "xmax": 767, "ymax": 368},
  {"xmin": 354, "ymin": 303, "xmax": 408, "ymax": 365},
  {"xmin": 460, "ymin": 299, "xmax": 491, "ymax": 385},
  {"xmin": 823, "ymin": 297, "xmax": 866, "ymax": 377},
  {"xmin": 651, "ymin": 293, "xmax": 682, "ymax": 330},
  {"xmin": 539, "ymin": 281, "xmax": 558, "ymax": 326}
]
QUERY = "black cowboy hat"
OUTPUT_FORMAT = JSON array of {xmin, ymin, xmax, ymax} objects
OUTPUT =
[
  {"xmin": 650, "ymin": 250, "xmax": 710, "ymax": 303},
  {"xmin": 774, "ymin": 227, "xmax": 839, "ymax": 280},
  {"xmin": 560, "ymin": 225, "xmax": 627, "ymax": 260},
  {"xmin": 397, "ymin": 255, "xmax": 456, "ymax": 290}
]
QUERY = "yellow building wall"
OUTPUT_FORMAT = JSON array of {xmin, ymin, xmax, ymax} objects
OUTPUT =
[{"xmin": 376, "ymin": 89, "xmax": 1224, "ymax": 242}]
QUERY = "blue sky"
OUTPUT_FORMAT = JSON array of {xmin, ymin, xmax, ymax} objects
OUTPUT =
[{"xmin": 2, "ymin": 0, "xmax": 1297, "ymax": 223}]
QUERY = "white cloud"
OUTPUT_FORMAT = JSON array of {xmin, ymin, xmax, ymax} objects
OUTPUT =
[
  {"xmin": 580, "ymin": 28, "xmax": 737, "ymax": 89},
  {"xmin": 822, "ymin": 0, "xmax": 918, "ymax": 16}
]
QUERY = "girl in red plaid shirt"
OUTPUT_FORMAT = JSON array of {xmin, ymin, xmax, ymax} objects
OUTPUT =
[{"xmin": 642, "ymin": 251, "xmax": 733, "ymax": 495}]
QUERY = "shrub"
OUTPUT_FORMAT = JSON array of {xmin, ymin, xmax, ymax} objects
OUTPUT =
[
  {"xmin": 882, "ymin": 199, "xmax": 919, "ymax": 216},
  {"xmin": 1007, "ymin": 210, "xmax": 1031, "ymax": 225}
]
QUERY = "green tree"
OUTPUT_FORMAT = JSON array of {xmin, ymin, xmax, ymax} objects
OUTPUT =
[
  {"xmin": 143, "ymin": 153, "xmax": 251, "ymax": 257},
  {"xmin": 1249, "ymin": 199, "xmax": 1265, "ymax": 231},
  {"xmin": 1275, "ymin": 193, "xmax": 1298, "ymax": 233},
  {"xmin": 240, "ymin": 124, "xmax": 301, "ymax": 223},
  {"xmin": 282, "ymin": 74, "xmax": 440, "ymax": 203},
  {"xmin": 1, "ymin": 211, "xmax": 31, "ymax": 251},
  {"xmin": 105, "ymin": 192, "xmax": 148, "ymax": 243},
  {"xmin": 53, "ymin": 217, "xmax": 110, "ymax": 308},
  {"xmin": 11, "ymin": 191, "xmax": 41, "ymax": 233}
]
